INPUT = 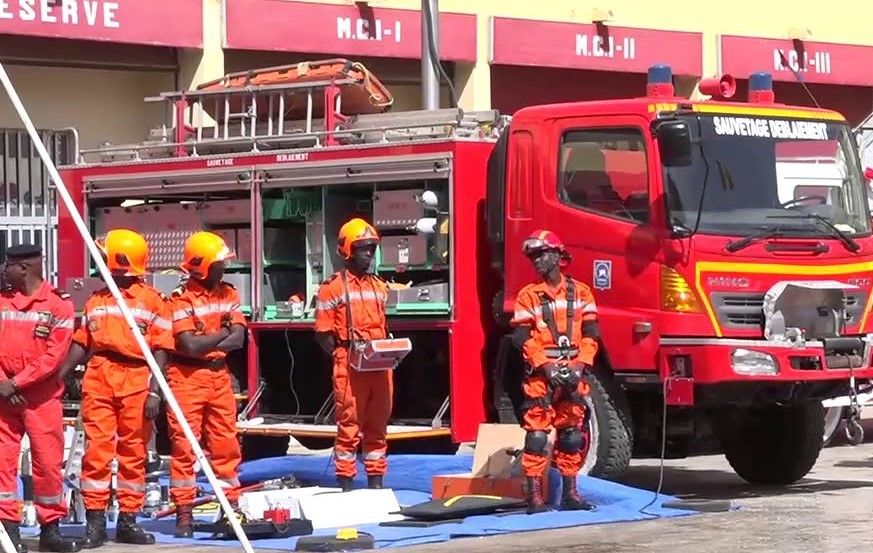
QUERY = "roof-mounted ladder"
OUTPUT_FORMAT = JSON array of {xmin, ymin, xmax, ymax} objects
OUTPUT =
[{"xmin": 77, "ymin": 73, "xmax": 508, "ymax": 164}]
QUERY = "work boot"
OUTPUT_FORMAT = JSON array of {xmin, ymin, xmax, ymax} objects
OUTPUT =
[
  {"xmin": 1, "ymin": 520, "xmax": 27, "ymax": 553},
  {"xmin": 525, "ymin": 476, "xmax": 549, "ymax": 515},
  {"xmin": 337, "ymin": 476, "xmax": 354, "ymax": 492},
  {"xmin": 81, "ymin": 511, "xmax": 106, "ymax": 549},
  {"xmin": 38, "ymin": 521, "xmax": 82, "ymax": 553},
  {"xmin": 114, "ymin": 513, "xmax": 154, "ymax": 545},
  {"xmin": 174, "ymin": 505, "xmax": 194, "ymax": 539},
  {"xmin": 367, "ymin": 475, "xmax": 383, "ymax": 490},
  {"xmin": 560, "ymin": 475, "xmax": 595, "ymax": 511}
]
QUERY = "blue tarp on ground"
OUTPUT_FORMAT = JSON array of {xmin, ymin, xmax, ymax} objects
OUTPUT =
[{"xmin": 23, "ymin": 454, "xmax": 698, "ymax": 549}]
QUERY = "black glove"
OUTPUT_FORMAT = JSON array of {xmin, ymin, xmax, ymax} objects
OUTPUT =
[
  {"xmin": 541, "ymin": 363, "xmax": 571, "ymax": 388},
  {"xmin": 565, "ymin": 363, "xmax": 587, "ymax": 387},
  {"xmin": 221, "ymin": 313, "xmax": 233, "ymax": 328}
]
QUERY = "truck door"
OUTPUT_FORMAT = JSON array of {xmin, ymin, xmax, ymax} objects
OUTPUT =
[{"xmin": 544, "ymin": 115, "xmax": 661, "ymax": 372}]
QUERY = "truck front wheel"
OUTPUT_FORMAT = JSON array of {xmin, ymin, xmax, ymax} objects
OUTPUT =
[
  {"xmin": 717, "ymin": 402, "xmax": 824, "ymax": 485},
  {"xmin": 580, "ymin": 369, "xmax": 634, "ymax": 480}
]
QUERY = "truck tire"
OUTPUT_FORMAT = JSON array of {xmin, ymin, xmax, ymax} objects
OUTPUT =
[
  {"xmin": 719, "ymin": 402, "xmax": 824, "ymax": 486},
  {"xmin": 580, "ymin": 370, "xmax": 633, "ymax": 480},
  {"xmin": 822, "ymin": 406, "xmax": 845, "ymax": 447}
]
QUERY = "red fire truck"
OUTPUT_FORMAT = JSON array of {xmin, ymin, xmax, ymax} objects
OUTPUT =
[{"xmin": 57, "ymin": 60, "xmax": 873, "ymax": 486}]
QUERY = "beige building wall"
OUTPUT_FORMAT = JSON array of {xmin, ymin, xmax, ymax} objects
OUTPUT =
[
  {"xmin": 179, "ymin": 0, "xmax": 873, "ymax": 113},
  {"xmin": 0, "ymin": 65, "xmax": 175, "ymax": 152}
]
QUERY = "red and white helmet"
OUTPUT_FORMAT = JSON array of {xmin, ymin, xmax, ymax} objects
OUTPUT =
[
  {"xmin": 522, "ymin": 229, "xmax": 572, "ymax": 266},
  {"xmin": 522, "ymin": 229, "xmax": 566, "ymax": 255}
]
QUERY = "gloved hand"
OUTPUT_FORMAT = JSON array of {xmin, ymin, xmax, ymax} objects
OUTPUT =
[
  {"xmin": 565, "ymin": 363, "xmax": 587, "ymax": 386},
  {"xmin": 541, "ymin": 363, "xmax": 571, "ymax": 388},
  {"xmin": 144, "ymin": 392, "xmax": 162, "ymax": 419}
]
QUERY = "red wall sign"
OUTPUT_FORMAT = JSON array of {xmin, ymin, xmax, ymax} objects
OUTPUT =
[
  {"xmin": 0, "ymin": 0, "xmax": 203, "ymax": 48},
  {"xmin": 490, "ymin": 17, "xmax": 703, "ymax": 76},
  {"xmin": 225, "ymin": 0, "xmax": 477, "ymax": 62},
  {"xmin": 720, "ymin": 35, "xmax": 873, "ymax": 87}
]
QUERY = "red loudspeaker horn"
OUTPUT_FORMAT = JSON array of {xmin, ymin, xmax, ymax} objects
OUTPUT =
[
  {"xmin": 698, "ymin": 74, "xmax": 737, "ymax": 99},
  {"xmin": 864, "ymin": 167, "xmax": 873, "ymax": 181}
]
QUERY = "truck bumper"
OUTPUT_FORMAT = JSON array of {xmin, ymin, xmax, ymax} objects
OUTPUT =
[{"xmin": 659, "ymin": 336, "xmax": 873, "ymax": 384}]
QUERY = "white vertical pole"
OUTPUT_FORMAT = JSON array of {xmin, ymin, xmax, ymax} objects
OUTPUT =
[{"xmin": 0, "ymin": 63, "xmax": 254, "ymax": 553}]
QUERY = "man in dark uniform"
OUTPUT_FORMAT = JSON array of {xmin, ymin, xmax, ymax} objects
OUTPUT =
[{"xmin": 0, "ymin": 244, "xmax": 81, "ymax": 552}]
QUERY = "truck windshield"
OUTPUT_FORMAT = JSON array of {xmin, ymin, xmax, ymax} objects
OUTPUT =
[{"xmin": 664, "ymin": 114, "xmax": 871, "ymax": 237}]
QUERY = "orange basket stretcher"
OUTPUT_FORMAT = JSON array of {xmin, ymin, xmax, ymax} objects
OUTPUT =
[{"xmin": 195, "ymin": 58, "xmax": 394, "ymax": 123}]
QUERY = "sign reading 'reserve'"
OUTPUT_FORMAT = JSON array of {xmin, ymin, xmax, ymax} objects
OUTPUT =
[
  {"xmin": 490, "ymin": 17, "xmax": 703, "ymax": 76},
  {"xmin": 0, "ymin": 0, "xmax": 203, "ymax": 47}
]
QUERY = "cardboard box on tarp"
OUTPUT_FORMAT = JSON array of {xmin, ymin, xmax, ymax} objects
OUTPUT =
[{"xmin": 431, "ymin": 423, "xmax": 551, "ymax": 501}]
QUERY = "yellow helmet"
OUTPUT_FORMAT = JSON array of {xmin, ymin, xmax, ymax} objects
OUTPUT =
[
  {"xmin": 180, "ymin": 231, "xmax": 234, "ymax": 278},
  {"xmin": 336, "ymin": 218, "xmax": 380, "ymax": 259},
  {"xmin": 96, "ymin": 229, "xmax": 149, "ymax": 277}
]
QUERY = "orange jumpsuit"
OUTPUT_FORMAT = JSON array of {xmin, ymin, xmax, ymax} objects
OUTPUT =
[
  {"xmin": 166, "ymin": 279, "xmax": 245, "ymax": 506},
  {"xmin": 0, "ymin": 282, "xmax": 74, "ymax": 524},
  {"xmin": 315, "ymin": 270, "xmax": 391, "ymax": 478},
  {"xmin": 511, "ymin": 275, "xmax": 599, "ymax": 477},
  {"xmin": 73, "ymin": 282, "xmax": 173, "ymax": 513}
]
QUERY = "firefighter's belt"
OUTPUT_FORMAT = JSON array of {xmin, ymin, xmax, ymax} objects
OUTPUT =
[
  {"xmin": 170, "ymin": 354, "xmax": 226, "ymax": 370},
  {"xmin": 544, "ymin": 346, "xmax": 579, "ymax": 359}
]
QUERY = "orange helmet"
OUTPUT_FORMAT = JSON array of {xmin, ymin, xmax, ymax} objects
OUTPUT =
[
  {"xmin": 96, "ymin": 229, "xmax": 149, "ymax": 277},
  {"xmin": 181, "ymin": 231, "xmax": 234, "ymax": 278},
  {"xmin": 337, "ymin": 218, "xmax": 380, "ymax": 259},
  {"xmin": 522, "ymin": 229, "xmax": 571, "ymax": 265}
]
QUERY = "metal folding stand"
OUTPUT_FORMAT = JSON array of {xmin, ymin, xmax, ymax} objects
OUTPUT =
[{"xmin": 0, "ymin": 63, "xmax": 254, "ymax": 553}]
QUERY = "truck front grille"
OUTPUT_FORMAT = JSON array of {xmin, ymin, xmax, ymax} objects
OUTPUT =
[{"xmin": 710, "ymin": 291, "xmax": 868, "ymax": 331}]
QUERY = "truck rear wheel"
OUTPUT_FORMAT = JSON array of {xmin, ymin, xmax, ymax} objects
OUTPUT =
[
  {"xmin": 718, "ymin": 402, "xmax": 824, "ymax": 485},
  {"xmin": 580, "ymin": 370, "xmax": 634, "ymax": 480}
]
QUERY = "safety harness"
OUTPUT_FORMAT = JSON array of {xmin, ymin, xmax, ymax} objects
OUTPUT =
[
  {"xmin": 540, "ymin": 279, "xmax": 579, "ymax": 361},
  {"xmin": 524, "ymin": 278, "xmax": 586, "ymax": 410}
]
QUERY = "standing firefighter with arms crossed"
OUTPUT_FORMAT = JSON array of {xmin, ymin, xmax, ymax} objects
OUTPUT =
[
  {"xmin": 0, "ymin": 245, "xmax": 81, "ymax": 553},
  {"xmin": 167, "ymin": 231, "xmax": 246, "ymax": 538},
  {"xmin": 57, "ymin": 229, "xmax": 172, "ymax": 548},
  {"xmin": 511, "ymin": 230, "xmax": 598, "ymax": 514},
  {"xmin": 315, "ymin": 218, "xmax": 392, "ymax": 492}
]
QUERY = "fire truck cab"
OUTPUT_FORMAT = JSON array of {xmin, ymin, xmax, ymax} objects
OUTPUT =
[
  {"xmin": 56, "ymin": 61, "xmax": 873, "ymax": 486},
  {"xmin": 488, "ymin": 65, "xmax": 873, "ymax": 484}
]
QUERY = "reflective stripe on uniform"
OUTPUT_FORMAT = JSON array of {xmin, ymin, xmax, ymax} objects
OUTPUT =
[
  {"xmin": 172, "ymin": 302, "xmax": 241, "ymax": 322},
  {"xmin": 34, "ymin": 494, "xmax": 63, "ymax": 505},
  {"xmin": 514, "ymin": 300, "xmax": 596, "ymax": 321},
  {"xmin": 0, "ymin": 311, "xmax": 73, "ymax": 328},
  {"xmin": 334, "ymin": 450, "xmax": 356, "ymax": 461},
  {"xmin": 363, "ymin": 451, "xmax": 385, "ymax": 461},
  {"xmin": 170, "ymin": 479, "xmax": 197, "ymax": 488},
  {"xmin": 80, "ymin": 480, "xmax": 110, "ymax": 491},
  {"xmin": 317, "ymin": 290, "xmax": 387, "ymax": 313},
  {"xmin": 0, "ymin": 491, "xmax": 15, "ymax": 500},
  {"xmin": 87, "ymin": 305, "xmax": 172, "ymax": 330},
  {"xmin": 116, "ymin": 481, "xmax": 145, "ymax": 492}
]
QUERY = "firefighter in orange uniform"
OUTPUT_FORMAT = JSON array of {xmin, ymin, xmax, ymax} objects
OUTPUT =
[
  {"xmin": 57, "ymin": 229, "xmax": 172, "ymax": 547},
  {"xmin": 167, "ymin": 231, "xmax": 246, "ymax": 538},
  {"xmin": 510, "ymin": 230, "xmax": 598, "ymax": 514},
  {"xmin": 0, "ymin": 245, "xmax": 82, "ymax": 553},
  {"xmin": 315, "ymin": 218, "xmax": 391, "ymax": 491}
]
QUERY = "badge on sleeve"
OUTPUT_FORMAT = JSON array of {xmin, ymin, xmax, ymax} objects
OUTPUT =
[{"xmin": 34, "ymin": 311, "xmax": 52, "ymax": 339}]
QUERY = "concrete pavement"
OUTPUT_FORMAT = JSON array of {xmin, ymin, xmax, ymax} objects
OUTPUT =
[{"xmin": 37, "ymin": 422, "xmax": 873, "ymax": 553}]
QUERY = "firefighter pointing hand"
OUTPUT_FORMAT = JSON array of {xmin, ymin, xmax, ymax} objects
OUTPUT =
[
  {"xmin": 167, "ymin": 231, "xmax": 246, "ymax": 538},
  {"xmin": 0, "ymin": 244, "xmax": 81, "ymax": 553},
  {"xmin": 510, "ymin": 230, "xmax": 599, "ymax": 514},
  {"xmin": 315, "ymin": 218, "xmax": 392, "ymax": 492},
  {"xmin": 57, "ymin": 229, "xmax": 173, "ymax": 548}
]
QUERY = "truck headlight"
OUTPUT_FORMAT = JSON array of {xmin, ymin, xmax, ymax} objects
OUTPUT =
[{"xmin": 731, "ymin": 348, "xmax": 778, "ymax": 375}]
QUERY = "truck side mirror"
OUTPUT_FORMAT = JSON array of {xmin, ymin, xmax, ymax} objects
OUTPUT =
[{"xmin": 655, "ymin": 120, "xmax": 692, "ymax": 167}]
